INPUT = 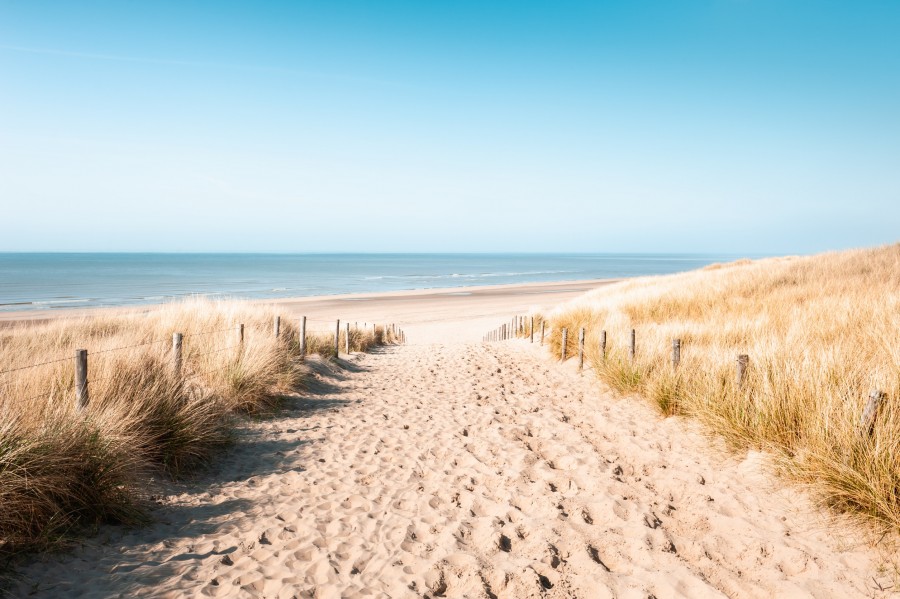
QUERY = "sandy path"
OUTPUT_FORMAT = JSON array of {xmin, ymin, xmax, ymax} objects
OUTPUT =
[{"xmin": 14, "ymin": 340, "xmax": 893, "ymax": 598}]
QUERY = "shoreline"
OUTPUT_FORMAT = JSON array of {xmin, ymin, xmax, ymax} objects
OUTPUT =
[{"xmin": 0, "ymin": 278, "xmax": 618, "ymax": 341}]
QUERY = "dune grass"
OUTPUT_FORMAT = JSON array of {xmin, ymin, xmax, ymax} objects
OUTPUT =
[
  {"xmin": 0, "ymin": 300, "xmax": 400, "ymax": 559},
  {"xmin": 540, "ymin": 243, "xmax": 900, "ymax": 531}
]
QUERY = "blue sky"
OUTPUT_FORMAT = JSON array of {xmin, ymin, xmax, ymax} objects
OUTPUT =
[{"xmin": 1, "ymin": 1, "xmax": 898, "ymax": 253}]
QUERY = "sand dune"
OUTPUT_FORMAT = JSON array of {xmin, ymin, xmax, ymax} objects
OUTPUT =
[{"xmin": 13, "ymin": 335, "xmax": 894, "ymax": 598}]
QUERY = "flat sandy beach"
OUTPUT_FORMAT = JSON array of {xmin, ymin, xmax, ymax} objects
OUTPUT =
[{"xmin": 10, "ymin": 280, "xmax": 897, "ymax": 598}]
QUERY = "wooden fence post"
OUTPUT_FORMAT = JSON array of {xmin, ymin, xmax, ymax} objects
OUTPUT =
[
  {"xmin": 736, "ymin": 354, "xmax": 749, "ymax": 387},
  {"xmin": 300, "ymin": 316, "xmax": 307, "ymax": 356},
  {"xmin": 335, "ymin": 320, "xmax": 341, "ymax": 356},
  {"xmin": 541, "ymin": 321, "xmax": 545, "ymax": 346},
  {"xmin": 629, "ymin": 329, "xmax": 636, "ymax": 362},
  {"xmin": 274, "ymin": 316, "xmax": 281, "ymax": 339},
  {"xmin": 600, "ymin": 330, "xmax": 607, "ymax": 360},
  {"xmin": 75, "ymin": 349, "xmax": 89, "ymax": 410},
  {"xmin": 346, "ymin": 322, "xmax": 350, "ymax": 354},
  {"xmin": 578, "ymin": 327, "xmax": 585, "ymax": 370},
  {"xmin": 672, "ymin": 338, "xmax": 681, "ymax": 369},
  {"xmin": 860, "ymin": 389, "xmax": 886, "ymax": 436},
  {"xmin": 561, "ymin": 328, "xmax": 568, "ymax": 361},
  {"xmin": 530, "ymin": 317, "xmax": 534, "ymax": 343},
  {"xmin": 172, "ymin": 333, "xmax": 183, "ymax": 378},
  {"xmin": 238, "ymin": 323, "xmax": 244, "ymax": 345}
]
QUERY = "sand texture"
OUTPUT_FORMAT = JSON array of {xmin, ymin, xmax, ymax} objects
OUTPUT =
[{"xmin": 12, "ymin": 338, "xmax": 893, "ymax": 598}]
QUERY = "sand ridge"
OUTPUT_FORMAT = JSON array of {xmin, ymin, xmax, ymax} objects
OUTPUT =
[{"xmin": 12, "ymin": 340, "xmax": 895, "ymax": 598}]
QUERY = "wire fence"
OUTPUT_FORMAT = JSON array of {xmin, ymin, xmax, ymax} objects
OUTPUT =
[
  {"xmin": 0, "ymin": 316, "xmax": 407, "ymax": 408},
  {"xmin": 485, "ymin": 312, "xmax": 889, "ymax": 436}
]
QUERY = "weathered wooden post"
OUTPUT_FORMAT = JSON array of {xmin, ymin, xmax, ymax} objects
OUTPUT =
[
  {"xmin": 346, "ymin": 322, "xmax": 351, "ymax": 353},
  {"xmin": 541, "ymin": 321, "xmax": 545, "ymax": 346},
  {"xmin": 600, "ymin": 330, "xmax": 607, "ymax": 360},
  {"xmin": 561, "ymin": 328, "xmax": 568, "ymax": 361},
  {"xmin": 300, "ymin": 316, "xmax": 307, "ymax": 356},
  {"xmin": 172, "ymin": 333, "xmax": 183, "ymax": 377},
  {"xmin": 578, "ymin": 327, "xmax": 585, "ymax": 370},
  {"xmin": 672, "ymin": 338, "xmax": 681, "ymax": 369},
  {"xmin": 335, "ymin": 319, "xmax": 341, "ymax": 356},
  {"xmin": 860, "ymin": 389, "xmax": 886, "ymax": 436},
  {"xmin": 274, "ymin": 315, "xmax": 281, "ymax": 339},
  {"xmin": 530, "ymin": 317, "xmax": 534, "ymax": 343},
  {"xmin": 75, "ymin": 349, "xmax": 89, "ymax": 410},
  {"xmin": 736, "ymin": 354, "xmax": 749, "ymax": 387},
  {"xmin": 629, "ymin": 329, "xmax": 636, "ymax": 362}
]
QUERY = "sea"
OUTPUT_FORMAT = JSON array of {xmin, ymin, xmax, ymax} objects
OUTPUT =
[{"xmin": 0, "ymin": 253, "xmax": 749, "ymax": 312}]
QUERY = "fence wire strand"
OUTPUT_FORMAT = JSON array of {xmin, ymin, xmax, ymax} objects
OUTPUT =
[
  {"xmin": 92, "ymin": 338, "xmax": 169, "ymax": 355},
  {"xmin": 182, "ymin": 327, "xmax": 237, "ymax": 339},
  {"xmin": 193, "ymin": 345, "xmax": 240, "ymax": 358},
  {"xmin": 0, "ymin": 355, "xmax": 72, "ymax": 376}
]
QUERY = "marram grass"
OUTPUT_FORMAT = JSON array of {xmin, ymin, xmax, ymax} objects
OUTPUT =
[
  {"xmin": 0, "ymin": 299, "xmax": 399, "ymax": 558},
  {"xmin": 542, "ymin": 243, "xmax": 900, "ymax": 531}
]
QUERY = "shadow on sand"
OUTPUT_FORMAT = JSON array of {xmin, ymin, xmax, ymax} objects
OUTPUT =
[{"xmin": 12, "ymin": 354, "xmax": 367, "ymax": 597}]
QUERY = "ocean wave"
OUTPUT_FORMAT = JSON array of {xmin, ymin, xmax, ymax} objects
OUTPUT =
[
  {"xmin": 363, "ymin": 270, "xmax": 575, "ymax": 281},
  {"xmin": 32, "ymin": 298, "xmax": 92, "ymax": 305}
]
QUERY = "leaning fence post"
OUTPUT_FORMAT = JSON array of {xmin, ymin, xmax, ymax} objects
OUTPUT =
[
  {"xmin": 561, "ymin": 328, "xmax": 568, "ymax": 361},
  {"xmin": 860, "ymin": 389, "xmax": 886, "ymax": 436},
  {"xmin": 300, "ymin": 316, "xmax": 307, "ymax": 356},
  {"xmin": 578, "ymin": 327, "xmax": 585, "ymax": 370},
  {"xmin": 172, "ymin": 333, "xmax": 183, "ymax": 378},
  {"xmin": 274, "ymin": 316, "xmax": 281, "ymax": 339},
  {"xmin": 736, "ymin": 354, "xmax": 749, "ymax": 387},
  {"xmin": 541, "ymin": 321, "xmax": 545, "ymax": 346},
  {"xmin": 629, "ymin": 328, "xmax": 636, "ymax": 362},
  {"xmin": 335, "ymin": 320, "xmax": 341, "ymax": 356},
  {"xmin": 672, "ymin": 338, "xmax": 681, "ymax": 369},
  {"xmin": 345, "ymin": 322, "xmax": 351, "ymax": 354},
  {"xmin": 75, "ymin": 349, "xmax": 89, "ymax": 410},
  {"xmin": 600, "ymin": 330, "xmax": 607, "ymax": 360}
]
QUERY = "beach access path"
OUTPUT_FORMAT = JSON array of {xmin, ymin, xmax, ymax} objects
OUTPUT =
[{"xmin": 14, "ymin": 338, "xmax": 894, "ymax": 598}]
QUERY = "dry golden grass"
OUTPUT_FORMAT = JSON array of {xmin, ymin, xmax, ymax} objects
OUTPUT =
[
  {"xmin": 542, "ymin": 243, "xmax": 900, "ymax": 531},
  {"xmin": 0, "ymin": 299, "xmax": 400, "ymax": 557}
]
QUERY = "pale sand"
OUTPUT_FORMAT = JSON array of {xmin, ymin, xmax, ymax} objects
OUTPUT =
[
  {"xmin": 11, "ymin": 285, "xmax": 898, "ymax": 598},
  {"xmin": 0, "ymin": 279, "xmax": 613, "ymax": 345}
]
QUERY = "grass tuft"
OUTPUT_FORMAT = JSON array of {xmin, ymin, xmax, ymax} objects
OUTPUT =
[
  {"xmin": 545, "ymin": 243, "xmax": 900, "ymax": 530},
  {"xmin": 0, "ymin": 298, "xmax": 398, "ymax": 558}
]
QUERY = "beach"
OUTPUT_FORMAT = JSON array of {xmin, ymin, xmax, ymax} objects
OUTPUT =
[
  {"xmin": 0, "ymin": 279, "xmax": 616, "ymax": 342},
  {"xmin": 9, "ymin": 278, "xmax": 895, "ymax": 598}
]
